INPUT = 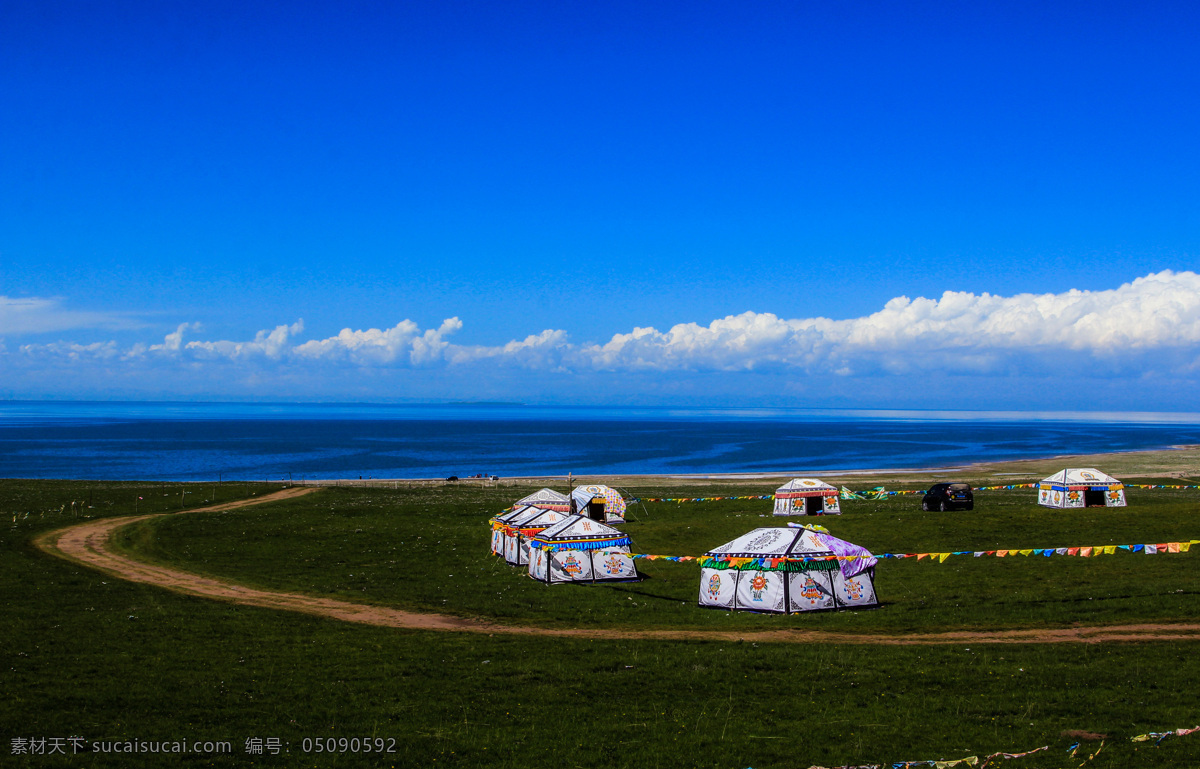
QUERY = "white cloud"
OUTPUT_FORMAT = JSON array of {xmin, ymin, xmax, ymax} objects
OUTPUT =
[
  {"xmin": 7, "ymin": 271, "xmax": 1200, "ymax": 381},
  {"xmin": 831, "ymin": 270, "xmax": 1200, "ymax": 353},
  {"xmin": 186, "ymin": 321, "xmax": 304, "ymax": 360},
  {"xmin": 581, "ymin": 314, "xmax": 828, "ymax": 371},
  {"xmin": 156, "ymin": 322, "xmax": 201, "ymax": 352},
  {"xmin": 578, "ymin": 270, "xmax": 1200, "ymax": 373},
  {"xmin": 292, "ymin": 317, "xmax": 464, "ymax": 365},
  {"xmin": 19, "ymin": 340, "xmax": 121, "ymax": 360},
  {"xmin": 411, "ymin": 318, "xmax": 463, "ymax": 364},
  {"xmin": 0, "ymin": 296, "xmax": 133, "ymax": 335},
  {"xmin": 293, "ymin": 320, "xmax": 421, "ymax": 363},
  {"xmin": 124, "ymin": 322, "xmax": 205, "ymax": 359},
  {"xmin": 448, "ymin": 328, "xmax": 570, "ymax": 368}
]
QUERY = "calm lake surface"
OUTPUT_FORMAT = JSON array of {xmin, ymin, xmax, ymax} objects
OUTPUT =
[{"xmin": 2, "ymin": 402, "xmax": 1200, "ymax": 481}]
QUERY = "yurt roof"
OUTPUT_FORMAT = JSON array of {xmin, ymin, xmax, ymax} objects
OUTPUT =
[
  {"xmin": 704, "ymin": 527, "xmax": 832, "ymax": 558},
  {"xmin": 774, "ymin": 478, "xmax": 837, "ymax": 497},
  {"xmin": 514, "ymin": 508, "xmax": 571, "ymax": 529},
  {"xmin": 571, "ymin": 487, "xmax": 598, "ymax": 509},
  {"xmin": 571, "ymin": 484, "xmax": 627, "ymax": 512},
  {"xmin": 572, "ymin": 484, "xmax": 622, "ymax": 501},
  {"xmin": 493, "ymin": 505, "xmax": 537, "ymax": 524},
  {"xmin": 504, "ymin": 506, "xmax": 560, "ymax": 527},
  {"xmin": 1041, "ymin": 468, "xmax": 1120, "ymax": 485},
  {"xmin": 536, "ymin": 514, "xmax": 626, "ymax": 542},
  {"xmin": 704, "ymin": 526, "xmax": 877, "ymax": 578},
  {"xmin": 515, "ymin": 488, "xmax": 570, "ymax": 506},
  {"xmin": 577, "ymin": 483, "xmax": 613, "ymax": 494}
]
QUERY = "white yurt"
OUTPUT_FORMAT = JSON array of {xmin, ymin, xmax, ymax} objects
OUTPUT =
[
  {"xmin": 500, "ymin": 507, "xmax": 573, "ymax": 566},
  {"xmin": 489, "ymin": 506, "xmax": 533, "ymax": 556},
  {"xmin": 570, "ymin": 484, "xmax": 627, "ymax": 523},
  {"xmin": 527, "ymin": 515, "xmax": 639, "ymax": 584},
  {"xmin": 514, "ymin": 488, "xmax": 572, "ymax": 512},
  {"xmin": 1038, "ymin": 468, "xmax": 1127, "ymax": 508},
  {"xmin": 772, "ymin": 478, "xmax": 841, "ymax": 516},
  {"xmin": 698, "ymin": 526, "xmax": 877, "ymax": 613}
]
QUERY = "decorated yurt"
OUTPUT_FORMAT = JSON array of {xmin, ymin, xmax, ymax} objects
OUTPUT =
[
  {"xmin": 489, "ymin": 506, "xmax": 533, "ymax": 556},
  {"xmin": 499, "ymin": 507, "xmax": 573, "ymax": 566},
  {"xmin": 698, "ymin": 526, "xmax": 877, "ymax": 613},
  {"xmin": 527, "ymin": 515, "xmax": 639, "ymax": 584},
  {"xmin": 514, "ymin": 487, "xmax": 571, "ymax": 512},
  {"xmin": 1038, "ymin": 468, "xmax": 1127, "ymax": 508},
  {"xmin": 570, "ymin": 484, "xmax": 627, "ymax": 523},
  {"xmin": 772, "ymin": 478, "xmax": 841, "ymax": 516}
]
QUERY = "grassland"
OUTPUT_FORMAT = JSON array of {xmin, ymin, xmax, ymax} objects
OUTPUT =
[{"xmin": 4, "ymin": 455, "xmax": 1200, "ymax": 767}]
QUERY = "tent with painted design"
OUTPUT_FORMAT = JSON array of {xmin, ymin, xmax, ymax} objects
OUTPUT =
[
  {"xmin": 698, "ymin": 526, "xmax": 877, "ymax": 613},
  {"xmin": 1038, "ymin": 468, "xmax": 1127, "ymax": 509},
  {"xmin": 489, "ymin": 506, "xmax": 532, "ymax": 556},
  {"xmin": 514, "ymin": 487, "xmax": 571, "ymax": 512},
  {"xmin": 570, "ymin": 484, "xmax": 627, "ymax": 523},
  {"xmin": 772, "ymin": 478, "xmax": 840, "ymax": 516},
  {"xmin": 497, "ymin": 506, "xmax": 573, "ymax": 566},
  {"xmin": 527, "ymin": 514, "xmax": 640, "ymax": 584}
]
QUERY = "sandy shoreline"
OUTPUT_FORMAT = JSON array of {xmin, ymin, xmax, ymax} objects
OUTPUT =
[{"xmin": 291, "ymin": 443, "xmax": 1200, "ymax": 489}]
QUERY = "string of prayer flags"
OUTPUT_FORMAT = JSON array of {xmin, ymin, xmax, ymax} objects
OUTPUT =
[
  {"xmin": 802, "ymin": 724, "xmax": 1197, "ymax": 769},
  {"xmin": 1128, "ymin": 483, "xmax": 1200, "ymax": 489},
  {"xmin": 613, "ymin": 539, "xmax": 1198, "ymax": 565},
  {"xmin": 882, "ymin": 760, "xmax": 978, "ymax": 769},
  {"xmin": 627, "ymin": 494, "xmax": 773, "ymax": 504},
  {"xmin": 973, "ymin": 483, "xmax": 1038, "ymax": 491},
  {"xmin": 1131, "ymin": 724, "xmax": 1200, "ymax": 745},
  {"xmin": 804, "ymin": 744, "xmax": 1048, "ymax": 769},
  {"xmin": 622, "ymin": 552, "xmax": 697, "ymax": 562},
  {"xmin": 1079, "ymin": 740, "xmax": 1104, "ymax": 764},
  {"xmin": 877, "ymin": 540, "xmax": 1195, "ymax": 563},
  {"xmin": 978, "ymin": 746, "xmax": 1048, "ymax": 766}
]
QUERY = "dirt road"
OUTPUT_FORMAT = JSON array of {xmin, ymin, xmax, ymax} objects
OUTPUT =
[{"xmin": 35, "ymin": 487, "xmax": 1200, "ymax": 644}]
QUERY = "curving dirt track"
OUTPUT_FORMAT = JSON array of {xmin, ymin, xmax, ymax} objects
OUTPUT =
[{"xmin": 34, "ymin": 487, "xmax": 1200, "ymax": 645}]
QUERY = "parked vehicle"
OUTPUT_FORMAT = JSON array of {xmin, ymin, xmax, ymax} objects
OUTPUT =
[{"xmin": 921, "ymin": 482, "xmax": 974, "ymax": 511}]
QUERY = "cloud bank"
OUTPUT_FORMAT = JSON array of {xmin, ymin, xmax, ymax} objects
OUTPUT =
[
  {"xmin": 10, "ymin": 271, "xmax": 1200, "ymax": 380},
  {"xmin": 578, "ymin": 270, "xmax": 1200, "ymax": 375}
]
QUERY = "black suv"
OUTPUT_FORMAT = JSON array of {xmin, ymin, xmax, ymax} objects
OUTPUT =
[{"xmin": 921, "ymin": 482, "xmax": 974, "ymax": 511}]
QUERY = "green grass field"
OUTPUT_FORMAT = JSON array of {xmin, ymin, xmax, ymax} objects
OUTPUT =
[{"xmin": 4, "ymin": 475, "xmax": 1200, "ymax": 767}]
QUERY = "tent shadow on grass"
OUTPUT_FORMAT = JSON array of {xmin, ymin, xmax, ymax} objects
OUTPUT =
[{"xmin": 596, "ymin": 581, "xmax": 712, "ymax": 606}]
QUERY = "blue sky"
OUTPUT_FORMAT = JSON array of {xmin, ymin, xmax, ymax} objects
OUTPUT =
[{"xmin": 2, "ymin": 1, "xmax": 1199, "ymax": 408}]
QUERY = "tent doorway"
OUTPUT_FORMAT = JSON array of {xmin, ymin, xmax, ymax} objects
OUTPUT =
[
  {"xmin": 587, "ymin": 500, "xmax": 605, "ymax": 521},
  {"xmin": 805, "ymin": 497, "xmax": 824, "ymax": 515},
  {"xmin": 1084, "ymin": 489, "xmax": 1106, "ymax": 507}
]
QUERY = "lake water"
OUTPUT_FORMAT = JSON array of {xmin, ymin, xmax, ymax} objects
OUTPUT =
[{"xmin": 2, "ymin": 401, "xmax": 1200, "ymax": 481}]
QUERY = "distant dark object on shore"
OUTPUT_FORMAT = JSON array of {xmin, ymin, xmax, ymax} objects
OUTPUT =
[{"xmin": 446, "ymin": 475, "xmax": 459, "ymax": 482}]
